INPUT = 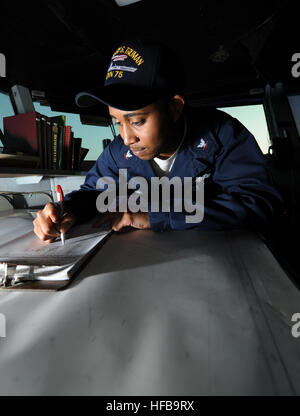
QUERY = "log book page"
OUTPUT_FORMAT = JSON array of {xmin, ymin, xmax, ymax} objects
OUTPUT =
[{"xmin": 0, "ymin": 210, "xmax": 112, "ymax": 282}]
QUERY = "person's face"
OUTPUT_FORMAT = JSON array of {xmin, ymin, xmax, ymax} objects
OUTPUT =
[{"xmin": 109, "ymin": 95, "xmax": 184, "ymax": 160}]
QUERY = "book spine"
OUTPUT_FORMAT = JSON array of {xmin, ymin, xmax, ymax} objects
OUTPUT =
[
  {"xmin": 79, "ymin": 148, "xmax": 89, "ymax": 166},
  {"xmin": 35, "ymin": 114, "xmax": 42, "ymax": 169},
  {"xmin": 51, "ymin": 123, "xmax": 58, "ymax": 170},
  {"xmin": 73, "ymin": 138, "xmax": 82, "ymax": 171},
  {"xmin": 46, "ymin": 118, "xmax": 52, "ymax": 169},
  {"xmin": 64, "ymin": 126, "xmax": 71, "ymax": 170},
  {"xmin": 3, "ymin": 112, "xmax": 40, "ymax": 156},
  {"xmin": 60, "ymin": 116, "xmax": 66, "ymax": 170},
  {"xmin": 40, "ymin": 116, "xmax": 48, "ymax": 169},
  {"xmin": 61, "ymin": 123, "xmax": 66, "ymax": 169},
  {"xmin": 70, "ymin": 131, "xmax": 74, "ymax": 170},
  {"xmin": 56, "ymin": 125, "xmax": 62, "ymax": 169}
]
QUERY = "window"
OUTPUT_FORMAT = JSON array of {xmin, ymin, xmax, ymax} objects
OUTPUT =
[
  {"xmin": 217, "ymin": 104, "xmax": 271, "ymax": 154},
  {"xmin": 0, "ymin": 92, "xmax": 14, "ymax": 147},
  {"xmin": 33, "ymin": 103, "xmax": 114, "ymax": 161},
  {"xmin": 0, "ymin": 92, "xmax": 114, "ymax": 160}
]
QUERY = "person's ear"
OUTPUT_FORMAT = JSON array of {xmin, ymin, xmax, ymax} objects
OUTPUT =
[{"xmin": 170, "ymin": 95, "xmax": 185, "ymax": 122}]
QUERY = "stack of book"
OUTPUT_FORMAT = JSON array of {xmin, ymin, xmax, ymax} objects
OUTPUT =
[{"xmin": 1, "ymin": 111, "xmax": 89, "ymax": 170}]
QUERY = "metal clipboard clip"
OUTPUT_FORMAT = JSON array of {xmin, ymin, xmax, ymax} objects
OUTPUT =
[
  {"xmin": 0, "ymin": 263, "xmax": 17, "ymax": 287},
  {"xmin": 0, "ymin": 263, "xmax": 35, "ymax": 288}
]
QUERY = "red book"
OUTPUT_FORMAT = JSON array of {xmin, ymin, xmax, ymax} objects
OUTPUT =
[
  {"xmin": 3, "ymin": 111, "xmax": 40, "ymax": 156},
  {"xmin": 64, "ymin": 125, "xmax": 72, "ymax": 169}
]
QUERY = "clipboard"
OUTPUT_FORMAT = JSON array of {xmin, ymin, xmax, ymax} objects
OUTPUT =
[{"xmin": 0, "ymin": 210, "xmax": 112, "ymax": 291}]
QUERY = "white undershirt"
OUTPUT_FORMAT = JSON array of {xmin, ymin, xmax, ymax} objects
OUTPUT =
[{"xmin": 151, "ymin": 118, "xmax": 187, "ymax": 177}]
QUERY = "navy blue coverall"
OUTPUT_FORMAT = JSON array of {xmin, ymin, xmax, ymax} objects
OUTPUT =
[{"xmin": 64, "ymin": 106, "xmax": 283, "ymax": 231}]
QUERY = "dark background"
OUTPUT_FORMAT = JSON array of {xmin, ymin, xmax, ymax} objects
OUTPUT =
[{"xmin": 0, "ymin": 0, "xmax": 299, "ymax": 117}]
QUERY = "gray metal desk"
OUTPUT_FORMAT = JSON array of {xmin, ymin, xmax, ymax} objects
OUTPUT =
[{"xmin": 0, "ymin": 229, "xmax": 299, "ymax": 395}]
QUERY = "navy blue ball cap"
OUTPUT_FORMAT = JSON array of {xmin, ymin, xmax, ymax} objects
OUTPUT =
[{"xmin": 75, "ymin": 39, "xmax": 185, "ymax": 111}]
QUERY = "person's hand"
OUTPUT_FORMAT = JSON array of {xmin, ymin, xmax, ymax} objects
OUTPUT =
[
  {"xmin": 33, "ymin": 202, "xmax": 76, "ymax": 243},
  {"xmin": 94, "ymin": 211, "xmax": 151, "ymax": 232}
]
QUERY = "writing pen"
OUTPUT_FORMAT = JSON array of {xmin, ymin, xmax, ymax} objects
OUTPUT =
[{"xmin": 56, "ymin": 184, "xmax": 65, "ymax": 246}]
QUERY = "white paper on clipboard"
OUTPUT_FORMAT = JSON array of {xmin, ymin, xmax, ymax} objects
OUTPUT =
[{"xmin": 0, "ymin": 210, "xmax": 112, "ymax": 286}]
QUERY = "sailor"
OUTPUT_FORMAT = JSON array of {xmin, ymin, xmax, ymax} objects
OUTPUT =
[{"xmin": 33, "ymin": 39, "xmax": 283, "ymax": 242}]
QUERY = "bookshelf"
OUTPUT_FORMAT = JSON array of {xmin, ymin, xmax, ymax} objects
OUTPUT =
[
  {"xmin": 1, "ymin": 111, "xmax": 89, "ymax": 173},
  {"xmin": 0, "ymin": 168, "xmax": 87, "ymax": 178},
  {"xmin": 0, "ymin": 159, "xmax": 94, "ymax": 177},
  {"xmin": 0, "ymin": 86, "xmax": 101, "ymax": 181}
]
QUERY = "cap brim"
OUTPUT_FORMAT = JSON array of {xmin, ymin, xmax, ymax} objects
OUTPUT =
[{"xmin": 75, "ymin": 84, "xmax": 171, "ymax": 111}]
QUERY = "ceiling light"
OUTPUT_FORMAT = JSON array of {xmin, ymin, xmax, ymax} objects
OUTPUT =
[
  {"xmin": 115, "ymin": 0, "xmax": 142, "ymax": 6},
  {"xmin": 209, "ymin": 45, "xmax": 230, "ymax": 63}
]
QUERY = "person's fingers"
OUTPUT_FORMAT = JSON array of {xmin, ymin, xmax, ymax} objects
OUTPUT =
[
  {"xmin": 33, "ymin": 219, "xmax": 57, "ymax": 242},
  {"xmin": 59, "ymin": 214, "xmax": 76, "ymax": 233},
  {"xmin": 44, "ymin": 202, "xmax": 61, "ymax": 224},
  {"xmin": 44, "ymin": 238, "xmax": 55, "ymax": 244},
  {"xmin": 112, "ymin": 212, "xmax": 132, "ymax": 231},
  {"xmin": 33, "ymin": 219, "xmax": 44, "ymax": 240},
  {"xmin": 93, "ymin": 212, "xmax": 146, "ymax": 232},
  {"xmin": 35, "ymin": 210, "xmax": 60, "ymax": 238},
  {"xmin": 33, "ymin": 202, "xmax": 76, "ymax": 242},
  {"xmin": 129, "ymin": 212, "xmax": 151, "ymax": 229},
  {"xmin": 34, "ymin": 215, "xmax": 72, "ymax": 243}
]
